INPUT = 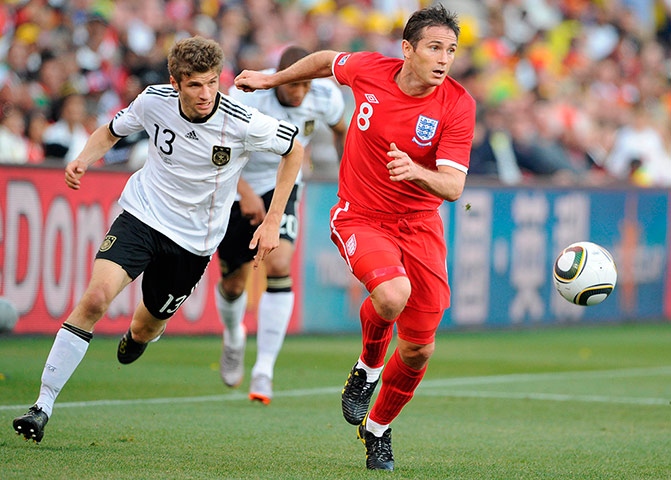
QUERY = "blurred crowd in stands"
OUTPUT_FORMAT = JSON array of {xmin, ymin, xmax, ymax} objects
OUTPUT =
[{"xmin": 0, "ymin": 0, "xmax": 670, "ymax": 186}]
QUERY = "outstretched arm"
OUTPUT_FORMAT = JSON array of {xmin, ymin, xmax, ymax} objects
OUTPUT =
[
  {"xmin": 249, "ymin": 140, "xmax": 304, "ymax": 267},
  {"xmin": 330, "ymin": 117, "xmax": 347, "ymax": 161},
  {"xmin": 65, "ymin": 125, "xmax": 120, "ymax": 190},
  {"xmin": 235, "ymin": 51, "xmax": 339, "ymax": 92}
]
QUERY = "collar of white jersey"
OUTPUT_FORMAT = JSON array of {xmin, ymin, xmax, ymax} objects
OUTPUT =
[{"xmin": 178, "ymin": 92, "xmax": 221, "ymax": 124}]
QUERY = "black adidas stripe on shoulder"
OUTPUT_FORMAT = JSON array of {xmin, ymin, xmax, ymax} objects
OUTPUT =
[
  {"xmin": 278, "ymin": 121, "xmax": 298, "ymax": 134},
  {"xmin": 279, "ymin": 122, "xmax": 299, "ymax": 156},
  {"xmin": 219, "ymin": 96, "xmax": 253, "ymax": 119},
  {"xmin": 146, "ymin": 90, "xmax": 179, "ymax": 98},
  {"xmin": 277, "ymin": 121, "xmax": 298, "ymax": 142},
  {"xmin": 146, "ymin": 85, "xmax": 178, "ymax": 98},
  {"xmin": 218, "ymin": 104, "xmax": 251, "ymax": 123},
  {"xmin": 148, "ymin": 85, "xmax": 177, "ymax": 93}
]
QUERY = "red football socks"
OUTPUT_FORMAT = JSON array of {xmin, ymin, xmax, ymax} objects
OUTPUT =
[
  {"xmin": 369, "ymin": 348, "xmax": 426, "ymax": 425},
  {"xmin": 359, "ymin": 296, "xmax": 394, "ymax": 368}
]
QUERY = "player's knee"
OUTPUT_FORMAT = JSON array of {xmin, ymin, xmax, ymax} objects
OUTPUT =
[
  {"xmin": 265, "ymin": 243, "xmax": 294, "ymax": 276},
  {"xmin": 220, "ymin": 277, "xmax": 245, "ymax": 299},
  {"xmin": 371, "ymin": 278, "xmax": 411, "ymax": 320},
  {"xmin": 398, "ymin": 342, "xmax": 434, "ymax": 370},
  {"xmin": 77, "ymin": 286, "xmax": 111, "ymax": 320},
  {"xmin": 265, "ymin": 259, "xmax": 291, "ymax": 278}
]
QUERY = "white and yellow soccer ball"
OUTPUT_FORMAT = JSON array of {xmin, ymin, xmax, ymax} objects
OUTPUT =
[
  {"xmin": 0, "ymin": 297, "xmax": 19, "ymax": 333},
  {"xmin": 553, "ymin": 241, "xmax": 617, "ymax": 306}
]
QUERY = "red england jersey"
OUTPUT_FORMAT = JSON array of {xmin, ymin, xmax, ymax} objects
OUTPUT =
[{"xmin": 332, "ymin": 51, "xmax": 476, "ymax": 214}]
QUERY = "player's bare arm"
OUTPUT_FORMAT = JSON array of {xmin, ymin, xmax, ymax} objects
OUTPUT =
[
  {"xmin": 330, "ymin": 117, "xmax": 347, "ymax": 161},
  {"xmin": 386, "ymin": 142, "xmax": 466, "ymax": 202},
  {"xmin": 237, "ymin": 178, "xmax": 266, "ymax": 226},
  {"xmin": 249, "ymin": 140, "xmax": 304, "ymax": 267},
  {"xmin": 65, "ymin": 125, "xmax": 120, "ymax": 190},
  {"xmin": 235, "ymin": 51, "xmax": 339, "ymax": 92}
]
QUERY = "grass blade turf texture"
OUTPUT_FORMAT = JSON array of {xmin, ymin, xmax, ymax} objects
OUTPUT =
[{"xmin": 1, "ymin": 323, "xmax": 670, "ymax": 479}]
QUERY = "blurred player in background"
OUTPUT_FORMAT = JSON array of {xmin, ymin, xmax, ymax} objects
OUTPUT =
[
  {"xmin": 235, "ymin": 5, "xmax": 475, "ymax": 470},
  {"xmin": 12, "ymin": 36, "xmax": 302, "ymax": 444},
  {"xmin": 216, "ymin": 46, "xmax": 346, "ymax": 404}
]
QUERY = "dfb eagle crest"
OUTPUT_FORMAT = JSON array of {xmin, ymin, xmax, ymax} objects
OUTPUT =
[{"xmin": 212, "ymin": 146, "xmax": 231, "ymax": 167}]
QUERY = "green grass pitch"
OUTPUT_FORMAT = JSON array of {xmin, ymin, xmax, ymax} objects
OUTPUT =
[{"xmin": 1, "ymin": 323, "xmax": 670, "ymax": 479}]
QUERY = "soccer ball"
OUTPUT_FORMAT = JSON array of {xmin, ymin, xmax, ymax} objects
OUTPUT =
[
  {"xmin": 0, "ymin": 297, "xmax": 19, "ymax": 334},
  {"xmin": 552, "ymin": 241, "xmax": 617, "ymax": 306}
]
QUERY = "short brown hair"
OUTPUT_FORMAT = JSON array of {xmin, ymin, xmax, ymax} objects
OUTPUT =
[
  {"xmin": 168, "ymin": 36, "xmax": 224, "ymax": 84},
  {"xmin": 403, "ymin": 5, "xmax": 460, "ymax": 49},
  {"xmin": 278, "ymin": 46, "xmax": 310, "ymax": 71}
]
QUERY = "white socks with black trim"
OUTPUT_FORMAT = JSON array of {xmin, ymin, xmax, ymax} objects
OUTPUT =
[
  {"xmin": 215, "ymin": 286, "xmax": 247, "ymax": 349},
  {"xmin": 36, "ymin": 328, "xmax": 90, "ymax": 418},
  {"xmin": 251, "ymin": 291, "xmax": 294, "ymax": 380}
]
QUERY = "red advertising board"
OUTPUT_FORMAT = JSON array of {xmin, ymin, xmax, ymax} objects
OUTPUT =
[{"xmin": 0, "ymin": 165, "xmax": 303, "ymax": 335}]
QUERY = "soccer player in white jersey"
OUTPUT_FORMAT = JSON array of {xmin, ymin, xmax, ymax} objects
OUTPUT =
[
  {"xmin": 12, "ymin": 36, "xmax": 303, "ymax": 444},
  {"xmin": 215, "ymin": 46, "xmax": 345, "ymax": 403}
]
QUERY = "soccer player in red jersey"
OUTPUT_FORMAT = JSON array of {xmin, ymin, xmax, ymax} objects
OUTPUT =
[{"xmin": 235, "ymin": 5, "xmax": 475, "ymax": 471}]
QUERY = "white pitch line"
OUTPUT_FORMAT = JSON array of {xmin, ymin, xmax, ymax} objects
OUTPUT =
[
  {"xmin": 0, "ymin": 387, "xmax": 340, "ymax": 412},
  {"xmin": 419, "ymin": 390, "xmax": 671, "ymax": 406},
  {"xmin": 2, "ymin": 366, "xmax": 670, "ymax": 412},
  {"xmin": 419, "ymin": 365, "xmax": 671, "ymax": 388}
]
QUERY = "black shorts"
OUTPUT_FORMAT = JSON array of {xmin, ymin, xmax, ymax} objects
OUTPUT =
[
  {"xmin": 96, "ymin": 211, "xmax": 211, "ymax": 319},
  {"xmin": 217, "ymin": 184, "xmax": 300, "ymax": 276}
]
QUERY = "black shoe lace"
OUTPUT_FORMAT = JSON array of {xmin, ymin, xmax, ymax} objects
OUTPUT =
[
  {"xmin": 346, "ymin": 369, "xmax": 375, "ymax": 398},
  {"xmin": 347, "ymin": 371, "xmax": 365, "ymax": 390},
  {"xmin": 370, "ymin": 430, "xmax": 393, "ymax": 462},
  {"xmin": 359, "ymin": 379, "xmax": 375, "ymax": 397}
]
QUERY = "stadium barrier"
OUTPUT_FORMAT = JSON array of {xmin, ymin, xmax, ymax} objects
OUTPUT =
[
  {"xmin": 1, "ymin": 166, "xmax": 669, "ymax": 335},
  {"xmin": 0, "ymin": 165, "xmax": 263, "ymax": 335},
  {"xmin": 302, "ymin": 182, "xmax": 671, "ymax": 331}
]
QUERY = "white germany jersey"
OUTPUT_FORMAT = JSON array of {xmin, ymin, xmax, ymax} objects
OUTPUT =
[
  {"xmin": 228, "ymin": 72, "xmax": 344, "ymax": 195},
  {"xmin": 109, "ymin": 84, "xmax": 298, "ymax": 256}
]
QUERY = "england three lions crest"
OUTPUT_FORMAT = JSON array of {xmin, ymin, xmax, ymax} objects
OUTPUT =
[{"xmin": 413, "ymin": 115, "xmax": 439, "ymax": 147}]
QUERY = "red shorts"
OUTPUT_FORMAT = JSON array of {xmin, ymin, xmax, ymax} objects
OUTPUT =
[{"xmin": 330, "ymin": 199, "xmax": 450, "ymax": 322}]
